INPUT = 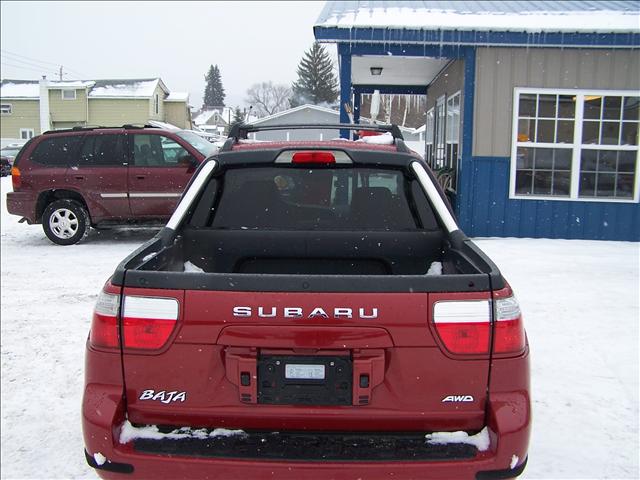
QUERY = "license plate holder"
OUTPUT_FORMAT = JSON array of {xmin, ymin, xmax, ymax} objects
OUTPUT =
[{"xmin": 258, "ymin": 355, "xmax": 352, "ymax": 406}]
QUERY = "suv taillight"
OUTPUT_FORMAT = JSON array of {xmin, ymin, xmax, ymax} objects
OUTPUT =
[
  {"xmin": 11, "ymin": 166, "xmax": 21, "ymax": 190},
  {"xmin": 433, "ymin": 300, "xmax": 491, "ymax": 354},
  {"xmin": 122, "ymin": 296, "xmax": 178, "ymax": 349},
  {"xmin": 493, "ymin": 296, "xmax": 526, "ymax": 355},
  {"xmin": 90, "ymin": 290, "xmax": 120, "ymax": 349}
]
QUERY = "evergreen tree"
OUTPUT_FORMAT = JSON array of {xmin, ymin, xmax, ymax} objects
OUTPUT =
[
  {"xmin": 232, "ymin": 106, "xmax": 244, "ymax": 124},
  {"xmin": 290, "ymin": 43, "xmax": 338, "ymax": 107},
  {"xmin": 203, "ymin": 64, "xmax": 226, "ymax": 107}
]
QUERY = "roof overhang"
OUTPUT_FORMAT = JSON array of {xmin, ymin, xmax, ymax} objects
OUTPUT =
[{"xmin": 352, "ymin": 55, "xmax": 448, "ymax": 88}]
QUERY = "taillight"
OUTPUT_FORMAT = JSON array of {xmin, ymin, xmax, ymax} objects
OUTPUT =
[
  {"xmin": 90, "ymin": 290, "xmax": 120, "ymax": 349},
  {"xmin": 11, "ymin": 166, "xmax": 21, "ymax": 190},
  {"xmin": 122, "ymin": 296, "xmax": 178, "ymax": 349},
  {"xmin": 433, "ymin": 300, "xmax": 491, "ymax": 354},
  {"xmin": 493, "ymin": 296, "xmax": 526, "ymax": 355},
  {"xmin": 292, "ymin": 151, "xmax": 335, "ymax": 164}
]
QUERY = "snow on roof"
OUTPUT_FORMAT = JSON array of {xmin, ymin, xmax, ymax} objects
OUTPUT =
[
  {"xmin": 47, "ymin": 81, "xmax": 95, "ymax": 89},
  {"xmin": 315, "ymin": 1, "xmax": 640, "ymax": 33},
  {"xmin": 165, "ymin": 92, "xmax": 189, "ymax": 102},
  {"xmin": 0, "ymin": 81, "xmax": 39, "ymax": 98},
  {"xmin": 88, "ymin": 79, "xmax": 161, "ymax": 98},
  {"xmin": 193, "ymin": 107, "xmax": 233, "ymax": 125},
  {"xmin": 251, "ymin": 104, "xmax": 340, "ymax": 124}
]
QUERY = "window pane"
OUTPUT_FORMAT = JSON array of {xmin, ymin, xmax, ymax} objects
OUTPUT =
[
  {"xmin": 538, "ymin": 94, "xmax": 556, "ymax": 118},
  {"xmin": 580, "ymin": 172, "xmax": 596, "ymax": 196},
  {"xmin": 554, "ymin": 149, "xmax": 572, "ymax": 170},
  {"xmin": 534, "ymin": 148, "xmax": 553, "ymax": 169},
  {"xmin": 557, "ymin": 95, "xmax": 575, "ymax": 118},
  {"xmin": 552, "ymin": 171, "xmax": 571, "ymax": 196},
  {"xmin": 617, "ymin": 174, "xmax": 635, "ymax": 198},
  {"xmin": 515, "ymin": 170, "xmax": 533, "ymax": 194},
  {"xmin": 599, "ymin": 150, "xmax": 617, "ymax": 172},
  {"xmin": 596, "ymin": 173, "xmax": 615, "ymax": 197},
  {"xmin": 622, "ymin": 96, "xmax": 639, "ymax": 121},
  {"xmin": 516, "ymin": 147, "xmax": 533, "ymax": 169},
  {"xmin": 30, "ymin": 136, "xmax": 83, "ymax": 166},
  {"xmin": 537, "ymin": 120, "xmax": 555, "ymax": 142},
  {"xmin": 519, "ymin": 94, "xmax": 536, "ymax": 117},
  {"xmin": 621, "ymin": 122, "xmax": 638, "ymax": 146},
  {"xmin": 618, "ymin": 151, "xmax": 636, "ymax": 173},
  {"xmin": 601, "ymin": 122, "xmax": 620, "ymax": 145},
  {"xmin": 602, "ymin": 96, "xmax": 621, "ymax": 120},
  {"xmin": 556, "ymin": 120, "xmax": 574, "ymax": 143},
  {"xmin": 581, "ymin": 150, "xmax": 598, "ymax": 171},
  {"xmin": 533, "ymin": 171, "xmax": 552, "ymax": 195},
  {"xmin": 583, "ymin": 96, "xmax": 602, "ymax": 120},
  {"xmin": 517, "ymin": 119, "xmax": 535, "ymax": 142},
  {"xmin": 582, "ymin": 121, "xmax": 600, "ymax": 144}
]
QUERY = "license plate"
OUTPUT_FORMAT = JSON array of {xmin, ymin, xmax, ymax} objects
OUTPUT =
[{"xmin": 285, "ymin": 364, "xmax": 325, "ymax": 380}]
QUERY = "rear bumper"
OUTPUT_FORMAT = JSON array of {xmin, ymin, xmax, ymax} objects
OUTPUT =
[
  {"xmin": 6, "ymin": 191, "xmax": 36, "ymax": 223},
  {"xmin": 82, "ymin": 384, "xmax": 530, "ymax": 480}
]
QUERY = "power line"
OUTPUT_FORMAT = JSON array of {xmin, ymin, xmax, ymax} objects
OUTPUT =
[
  {"xmin": 1, "ymin": 61, "xmax": 59, "ymax": 77},
  {"xmin": 1, "ymin": 53, "xmax": 60, "ymax": 73},
  {"xmin": 1, "ymin": 49, "xmax": 87, "ymax": 78},
  {"xmin": 1, "ymin": 48, "xmax": 62, "ymax": 68}
]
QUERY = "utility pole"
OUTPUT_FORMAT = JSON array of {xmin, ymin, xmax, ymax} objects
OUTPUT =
[{"xmin": 59, "ymin": 65, "xmax": 63, "ymax": 81}]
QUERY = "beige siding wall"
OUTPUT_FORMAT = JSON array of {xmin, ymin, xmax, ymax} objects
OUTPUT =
[
  {"xmin": 164, "ymin": 102, "xmax": 191, "ymax": 129},
  {"xmin": 474, "ymin": 47, "xmax": 640, "ymax": 157},
  {"xmin": 148, "ymin": 85, "xmax": 165, "ymax": 121},
  {"xmin": 426, "ymin": 60, "xmax": 464, "ymax": 112},
  {"xmin": 48, "ymin": 88, "xmax": 88, "ymax": 122},
  {"xmin": 0, "ymin": 100, "xmax": 40, "ymax": 138},
  {"xmin": 88, "ymin": 99, "xmax": 149, "ymax": 127}
]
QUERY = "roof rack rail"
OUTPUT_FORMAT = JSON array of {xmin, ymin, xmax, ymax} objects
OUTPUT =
[
  {"xmin": 43, "ymin": 126, "xmax": 107, "ymax": 134},
  {"xmin": 122, "ymin": 123, "xmax": 158, "ymax": 129},
  {"xmin": 225, "ymin": 122, "xmax": 404, "ymax": 146}
]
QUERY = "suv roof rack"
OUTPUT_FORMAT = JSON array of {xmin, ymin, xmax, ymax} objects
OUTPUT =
[
  {"xmin": 43, "ymin": 124, "xmax": 161, "ymax": 135},
  {"xmin": 222, "ymin": 123, "xmax": 406, "ymax": 153}
]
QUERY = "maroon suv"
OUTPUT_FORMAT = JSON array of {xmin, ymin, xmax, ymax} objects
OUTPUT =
[{"xmin": 6, "ymin": 126, "xmax": 217, "ymax": 245}]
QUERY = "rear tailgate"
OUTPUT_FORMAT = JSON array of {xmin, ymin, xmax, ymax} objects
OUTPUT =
[{"xmin": 120, "ymin": 286, "xmax": 492, "ymax": 433}]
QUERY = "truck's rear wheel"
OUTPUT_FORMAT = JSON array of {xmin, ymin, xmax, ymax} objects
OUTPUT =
[{"xmin": 42, "ymin": 199, "xmax": 90, "ymax": 245}]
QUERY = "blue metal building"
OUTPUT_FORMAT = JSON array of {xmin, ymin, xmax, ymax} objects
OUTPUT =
[{"xmin": 314, "ymin": 1, "xmax": 640, "ymax": 241}]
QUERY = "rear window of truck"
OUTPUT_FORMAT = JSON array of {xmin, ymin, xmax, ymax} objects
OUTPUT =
[
  {"xmin": 189, "ymin": 167, "xmax": 439, "ymax": 231},
  {"xmin": 29, "ymin": 135, "xmax": 84, "ymax": 166}
]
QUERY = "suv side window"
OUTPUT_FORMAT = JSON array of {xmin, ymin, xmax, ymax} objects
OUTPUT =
[
  {"xmin": 131, "ymin": 134, "xmax": 191, "ymax": 167},
  {"xmin": 78, "ymin": 134, "xmax": 125, "ymax": 167},
  {"xmin": 29, "ymin": 135, "xmax": 83, "ymax": 167}
]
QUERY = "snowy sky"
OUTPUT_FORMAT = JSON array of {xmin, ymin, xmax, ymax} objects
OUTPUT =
[{"xmin": 0, "ymin": 1, "xmax": 327, "ymax": 110}]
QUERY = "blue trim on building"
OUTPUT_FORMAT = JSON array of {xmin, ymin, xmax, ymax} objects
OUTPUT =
[
  {"xmin": 338, "ymin": 43, "xmax": 352, "ymax": 138},
  {"xmin": 457, "ymin": 46, "xmax": 476, "ymax": 232},
  {"xmin": 314, "ymin": 26, "xmax": 640, "ymax": 48},
  {"xmin": 461, "ymin": 157, "xmax": 640, "ymax": 241}
]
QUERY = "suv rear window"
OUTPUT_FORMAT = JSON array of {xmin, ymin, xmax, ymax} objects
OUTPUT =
[
  {"xmin": 191, "ymin": 167, "xmax": 438, "ymax": 231},
  {"xmin": 29, "ymin": 135, "xmax": 83, "ymax": 166}
]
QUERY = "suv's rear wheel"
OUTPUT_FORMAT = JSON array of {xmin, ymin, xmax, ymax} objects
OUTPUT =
[{"xmin": 42, "ymin": 199, "xmax": 90, "ymax": 245}]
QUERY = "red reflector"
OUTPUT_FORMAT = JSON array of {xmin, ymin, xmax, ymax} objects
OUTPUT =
[
  {"xmin": 292, "ymin": 151, "xmax": 335, "ymax": 164},
  {"xmin": 434, "ymin": 322, "xmax": 491, "ymax": 354},
  {"xmin": 122, "ymin": 317, "xmax": 176, "ymax": 350},
  {"xmin": 90, "ymin": 313, "xmax": 119, "ymax": 348}
]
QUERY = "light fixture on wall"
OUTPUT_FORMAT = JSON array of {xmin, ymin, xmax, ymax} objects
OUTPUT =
[{"xmin": 370, "ymin": 67, "xmax": 383, "ymax": 76}]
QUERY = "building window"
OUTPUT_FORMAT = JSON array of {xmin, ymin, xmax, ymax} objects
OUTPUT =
[
  {"xmin": 20, "ymin": 128, "xmax": 35, "ymax": 140},
  {"xmin": 1, "ymin": 104, "xmax": 12, "ymax": 115},
  {"xmin": 511, "ymin": 88, "xmax": 639, "ymax": 202},
  {"xmin": 154, "ymin": 94, "xmax": 159, "ymax": 115},
  {"xmin": 425, "ymin": 91, "xmax": 462, "ymax": 191},
  {"xmin": 425, "ymin": 108, "xmax": 434, "ymax": 163},
  {"xmin": 62, "ymin": 90, "xmax": 76, "ymax": 100}
]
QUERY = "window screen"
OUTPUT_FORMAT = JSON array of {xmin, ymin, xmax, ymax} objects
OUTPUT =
[{"xmin": 205, "ymin": 167, "xmax": 435, "ymax": 231}]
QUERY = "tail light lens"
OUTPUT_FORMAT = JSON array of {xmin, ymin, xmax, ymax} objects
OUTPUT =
[
  {"xmin": 11, "ymin": 166, "xmax": 21, "ymax": 190},
  {"xmin": 433, "ymin": 300, "xmax": 491, "ymax": 354},
  {"xmin": 90, "ymin": 291, "xmax": 120, "ymax": 349},
  {"xmin": 493, "ymin": 296, "xmax": 526, "ymax": 355},
  {"xmin": 122, "ymin": 296, "xmax": 179, "ymax": 349}
]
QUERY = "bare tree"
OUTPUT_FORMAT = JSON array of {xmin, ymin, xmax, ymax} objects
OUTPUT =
[{"xmin": 245, "ymin": 82, "xmax": 292, "ymax": 117}]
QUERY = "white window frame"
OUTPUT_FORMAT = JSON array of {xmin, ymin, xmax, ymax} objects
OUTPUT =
[
  {"xmin": 19, "ymin": 128, "xmax": 35, "ymax": 140},
  {"xmin": 510, "ymin": 87, "xmax": 640, "ymax": 203},
  {"xmin": 1, "ymin": 103, "xmax": 12, "ymax": 115},
  {"xmin": 61, "ymin": 89, "xmax": 76, "ymax": 100}
]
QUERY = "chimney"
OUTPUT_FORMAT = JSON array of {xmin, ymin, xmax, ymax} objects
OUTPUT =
[{"xmin": 39, "ymin": 78, "xmax": 51, "ymax": 133}]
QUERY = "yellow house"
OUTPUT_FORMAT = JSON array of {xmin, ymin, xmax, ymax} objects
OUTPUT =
[{"xmin": 0, "ymin": 78, "xmax": 192, "ymax": 142}]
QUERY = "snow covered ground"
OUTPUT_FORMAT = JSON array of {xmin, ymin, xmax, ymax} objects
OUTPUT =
[{"xmin": 1, "ymin": 175, "xmax": 638, "ymax": 479}]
